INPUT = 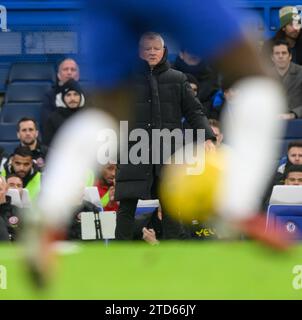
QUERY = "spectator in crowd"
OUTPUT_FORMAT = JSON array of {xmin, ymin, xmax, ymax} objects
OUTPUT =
[
  {"xmin": 209, "ymin": 80, "xmax": 238, "ymax": 120},
  {"xmin": 17, "ymin": 117, "xmax": 48, "ymax": 170},
  {"xmin": 262, "ymin": 141, "xmax": 302, "ymax": 209},
  {"xmin": 263, "ymin": 6, "xmax": 302, "ymax": 65},
  {"xmin": 114, "ymin": 32, "xmax": 216, "ymax": 240},
  {"xmin": 271, "ymin": 39, "xmax": 302, "ymax": 119},
  {"xmin": 284, "ymin": 164, "xmax": 302, "ymax": 185},
  {"xmin": 276, "ymin": 141, "xmax": 302, "ymax": 183},
  {"xmin": 173, "ymin": 49, "xmax": 219, "ymax": 106},
  {"xmin": 184, "ymin": 73, "xmax": 200, "ymax": 97},
  {"xmin": 1, "ymin": 147, "xmax": 41, "ymax": 200},
  {"xmin": 209, "ymin": 119, "xmax": 224, "ymax": 147},
  {"xmin": 6, "ymin": 174, "xmax": 23, "ymax": 198},
  {"xmin": 43, "ymin": 79, "xmax": 86, "ymax": 146},
  {"xmin": 42, "ymin": 58, "xmax": 80, "ymax": 130},
  {"xmin": 95, "ymin": 163, "xmax": 119, "ymax": 212},
  {"xmin": 0, "ymin": 177, "xmax": 21, "ymax": 241}
]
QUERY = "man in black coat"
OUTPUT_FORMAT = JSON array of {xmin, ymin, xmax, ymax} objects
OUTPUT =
[{"xmin": 114, "ymin": 32, "xmax": 216, "ymax": 240}]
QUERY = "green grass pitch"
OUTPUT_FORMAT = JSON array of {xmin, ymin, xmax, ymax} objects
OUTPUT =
[{"xmin": 0, "ymin": 241, "xmax": 302, "ymax": 299}]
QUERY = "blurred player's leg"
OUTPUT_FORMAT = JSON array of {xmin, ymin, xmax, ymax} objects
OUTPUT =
[{"xmin": 216, "ymin": 77, "xmax": 290, "ymax": 248}]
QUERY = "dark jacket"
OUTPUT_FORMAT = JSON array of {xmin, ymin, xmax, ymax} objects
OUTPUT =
[
  {"xmin": 115, "ymin": 51, "xmax": 215, "ymax": 201},
  {"xmin": 0, "ymin": 196, "xmax": 21, "ymax": 241},
  {"xmin": 43, "ymin": 107, "xmax": 81, "ymax": 146}
]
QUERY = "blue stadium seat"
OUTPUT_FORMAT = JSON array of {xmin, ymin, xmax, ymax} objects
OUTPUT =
[
  {"xmin": 0, "ymin": 123, "xmax": 17, "ymax": 141},
  {"xmin": 267, "ymin": 204, "xmax": 302, "ymax": 240},
  {"xmin": 0, "ymin": 141, "xmax": 19, "ymax": 156},
  {"xmin": 284, "ymin": 119, "xmax": 302, "ymax": 139},
  {"xmin": 0, "ymin": 104, "xmax": 42, "ymax": 124},
  {"xmin": 4, "ymin": 82, "xmax": 52, "ymax": 104},
  {"xmin": 7, "ymin": 63, "xmax": 56, "ymax": 84}
]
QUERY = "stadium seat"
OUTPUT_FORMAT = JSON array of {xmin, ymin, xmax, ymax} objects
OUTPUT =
[
  {"xmin": 0, "ymin": 141, "xmax": 19, "ymax": 155},
  {"xmin": 266, "ymin": 204, "xmax": 302, "ymax": 240},
  {"xmin": 0, "ymin": 123, "xmax": 17, "ymax": 141},
  {"xmin": 0, "ymin": 104, "xmax": 42, "ymax": 124},
  {"xmin": 275, "ymin": 120, "xmax": 302, "ymax": 158},
  {"xmin": 4, "ymin": 82, "xmax": 52, "ymax": 104},
  {"xmin": 269, "ymin": 185, "xmax": 302, "ymax": 205},
  {"xmin": 284, "ymin": 119, "xmax": 302, "ymax": 139},
  {"xmin": 136, "ymin": 199, "xmax": 159, "ymax": 215},
  {"xmin": 7, "ymin": 63, "xmax": 56, "ymax": 84}
]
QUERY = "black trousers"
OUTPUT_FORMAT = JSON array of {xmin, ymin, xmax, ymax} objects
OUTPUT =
[{"xmin": 115, "ymin": 173, "xmax": 188, "ymax": 240}]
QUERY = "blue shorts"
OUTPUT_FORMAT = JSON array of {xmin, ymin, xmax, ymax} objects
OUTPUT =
[{"xmin": 83, "ymin": 0, "xmax": 244, "ymax": 88}]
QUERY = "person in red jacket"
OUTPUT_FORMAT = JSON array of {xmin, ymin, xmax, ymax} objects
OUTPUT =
[{"xmin": 95, "ymin": 164, "xmax": 119, "ymax": 212}]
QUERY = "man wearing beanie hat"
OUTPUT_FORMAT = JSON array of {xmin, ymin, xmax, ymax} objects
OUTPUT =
[
  {"xmin": 263, "ymin": 5, "xmax": 302, "ymax": 65},
  {"xmin": 56, "ymin": 78, "xmax": 85, "ymax": 108},
  {"xmin": 43, "ymin": 79, "xmax": 85, "ymax": 146}
]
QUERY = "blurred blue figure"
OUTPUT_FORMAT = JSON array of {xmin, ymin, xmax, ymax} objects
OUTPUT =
[
  {"xmin": 26, "ymin": 0, "xmax": 290, "ymax": 287},
  {"xmin": 83, "ymin": 0, "xmax": 244, "ymax": 88}
]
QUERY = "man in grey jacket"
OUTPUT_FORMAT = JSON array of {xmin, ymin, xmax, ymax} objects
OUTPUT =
[{"xmin": 271, "ymin": 39, "xmax": 302, "ymax": 119}]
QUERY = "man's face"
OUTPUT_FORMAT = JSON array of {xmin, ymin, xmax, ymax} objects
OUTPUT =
[
  {"xmin": 17, "ymin": 121, "xmax": 38, "ymax": 146},
  {"xmin": 101, "ymin": 164, "xmax": 116, "ymax": 186},
  {"xmin": 285, "ymin": 171, "xmax": 302, "ymax": 185},
  {"xmin": 11, "ymin": 155, "xmax": 33, "ymax": 178},
  {"xmin": 7, "ymin": 176, "xmax": 23, "ymax": 197},
  {"xmin": 139, "ymin": 38, "xmax": 165, "ymax": 67},
  {"xmin": 272, "ymin": 44, "xmax": 292, "ymax": 69},
  {"xmin": 211, "ymin": 126, "xmax": 223, "ymax": 146},
  {"xmin": 189, "ymin": 83, "xmax": 198, "ymax": 97},
  {"xmin": 58, "ymin": 60, "xmax": 79, "ymax": 84},
  {"xmin": 283, "ymin": 22, "xmax": 301, "ymax": 40},
  {"xmin": 288, "ymin": 147, "xmax": 302, "ymax": 165},
  {"xmin": 64, "ymin": 91, "xmax": 81, "ymax": 109}
]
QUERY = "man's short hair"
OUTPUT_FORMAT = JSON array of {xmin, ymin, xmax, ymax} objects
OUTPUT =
[
  {"xmin": 139, "ymin": 32, "xmax": 165, "ymax": 48},
  {"xmin": 13, "ymin": 146, "xmax": 33, "ymax": 158},
  {"xmin": 57, "ymin": 58, "xmax": 79, "ymax": 73},
  {"xmin": 6, "ymin": 173, "xmax": 23, "ymax": 182},
  {"xmin": 284, "ymin": 164, "xmax": 302, "ymax": 178},
  {"xmin": 288, "ymin": 141, "xmax": 302, "ymax": 151},
  {"xmin": 272, "ymin": 39, "xmax": 291, "ymax": 54},
  {"xmin": 17, "ymin": 117, "xmax": 38, "ymax": 131}
]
